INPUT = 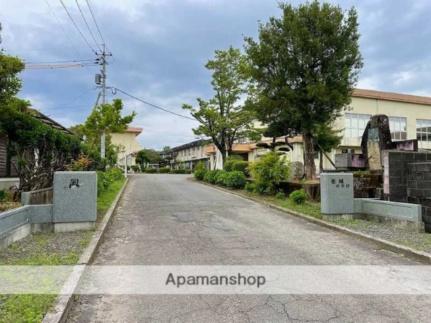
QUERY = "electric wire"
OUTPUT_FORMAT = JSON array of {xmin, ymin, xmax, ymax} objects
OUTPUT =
[
  {"xmin": 84, "ymin": 0, "xmax": 105, "ymax": 45},
  {"xmin": 113, "ymin": 87, "xmax": 196, "ymax": 121},
  {"xmin": 75, "ymin": 0, "xmax": 101, "ymax": 51},
  {"xmin": 58, "ymin": 0, "xmax": 97, "ymax": 54}
]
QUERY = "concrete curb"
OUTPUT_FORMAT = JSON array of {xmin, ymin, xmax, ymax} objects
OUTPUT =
[
  {"xmin": 193, "ymin": 179, "xmax": 431, "ymax": 264},
  {"xmin": 42, "ymin": 177, "xmax": 129, "ymax": 323}
]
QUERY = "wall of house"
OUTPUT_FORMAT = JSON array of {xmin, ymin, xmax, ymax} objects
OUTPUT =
[{"xmin": 111, "ymin": 132, "xmax": 142, "ymax": 166}]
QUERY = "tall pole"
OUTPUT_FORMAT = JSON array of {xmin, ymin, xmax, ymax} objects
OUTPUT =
[{"xmin": 99, "ymin": 44, "xmax": 109, "ymax": 159}]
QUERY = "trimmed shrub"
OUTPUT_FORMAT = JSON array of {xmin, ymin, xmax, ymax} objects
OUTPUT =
[
  {"xmin": 159, "ymin": 167, "xmax": 171, "ymax": 173},
  {"xmin": 143, "ymin": 168, "xmax": 157, "ymax": 173},
  {"xmin": 224, "ymin": 156, "xmax": 249, "ymax": 176},
  {"xmin": 170, "ymin": 168, "xmax": 191, "ymax": 174},
  {"xmin": 0, "ymin": 190, "xmax": 5, "ymax": 202},
  {"xmin": 244, "ymin": 182, "xmax": 255, "ymax": 193},
  {"xmin": 193, "ymin": 162, "xmax": 207, "ymax": 180},
  {"xmin": 289, "ymin": 189, "xmax": 307, "ymax": 204},
  {"xmin": 249, "ymin": 152, "xmax": 290, "ymax": 195},
  {"xmin": 223, "ymin": 171, "xmax": 246, "ymax": 189}
]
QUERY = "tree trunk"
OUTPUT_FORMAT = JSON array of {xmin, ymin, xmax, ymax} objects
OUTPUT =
[{"xmin": 303, "ymin": 133, "xmax": 317, "ymax": 180}]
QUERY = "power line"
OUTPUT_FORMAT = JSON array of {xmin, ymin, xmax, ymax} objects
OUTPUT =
[
  {"xmin": 24, "ymin": 58, "xmax": 94, "ymax": 64},
  {"xmin": 58, "ymin": 0, "xmax": 97, "ymax": 54},
  {"xmin": 75, "ymin": 0, "xmax": 101, "ymax": 51},
  {"xmin": 24, "ymin": 62, "xmax": 97, "ymax": 70},
  {"xmin": 85, "ymin": 0, "xmax": 105, "ymax": 44},
  {"xmin": 112, "ymin": 87, "xmax": 196, "ymax": 121}
]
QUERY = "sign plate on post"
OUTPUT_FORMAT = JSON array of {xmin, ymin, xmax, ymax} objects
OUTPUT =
[
  {"xmin": 53, "ymin": 171, "xmax": 97, "ymax": 223},
  {"xmin": 320, "ymin": 173, "xmax": 354, "ymax": 214}
]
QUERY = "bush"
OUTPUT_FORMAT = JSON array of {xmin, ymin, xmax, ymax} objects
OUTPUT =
[
  {"xmin": 289, "ymin": 189, "xmax": 307, "ymax": 204},
  {"xmin": 275, "ymin": 191, "xmax": 286, "ymax": 199},
  {"xmin": 159, "ymin": 167, "xmax": 171, "ymax": 173},
  {"xmin": 130, "ymin": 165, "xmax": 141, "ymax": 173},
  {"xmin": 143, "ymin": 168, "xmax": 157, "ymax": 173},
  {"xmin": 224, "ymin": 156, "xmax": 249, "ymax": 176},
  {"xmin": 204, "ymin": 170, "xmax": 221, "ymax": 184},
  {"xmin": 249, "ymin": 152, "xmax": 290, "ymax": 195},
  {"xmin": 223, "ymin": 171, "xmax": 246, "ymax": 189},
  {"xmin": 244, "ymin": 182, "xmax": 255, "ymax": 193},
  {"xmin": 0, "ymin": 190, "xmax": 5, "ymax": 202},
  {"xmin": 97, "ymin": 168, "xmax": 123, "ymax": 196},
  {"xmin": 215, "ymin": 170, "xmax": 228, "ymax": 186},
  {"xmin": 193, "ymin": 162, "xmax": 207, "ymax": 180},
  {"xmin": 170, "ymin": 168, "xmax": 191, "ymax": 174}
]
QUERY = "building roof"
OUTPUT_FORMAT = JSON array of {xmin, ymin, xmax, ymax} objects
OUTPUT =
[
  {"xmin": 171, "ymin": 139, "xmax": 210, "ymax": 152},
  {"xmin": 28, "ymin": 108, "xmax": 72, "ymax": 135},
  {"xmin": 352, "ymin": 89, "xmax": 431, "ymax": 106},
  {"xmin": 125, "ymin": 127, "xmax": 143, "ymax": 134}
]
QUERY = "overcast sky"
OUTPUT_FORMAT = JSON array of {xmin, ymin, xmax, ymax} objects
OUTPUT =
[{"xmin": 1, "ymin": 0, "xmax": 430, "ymax": 149}]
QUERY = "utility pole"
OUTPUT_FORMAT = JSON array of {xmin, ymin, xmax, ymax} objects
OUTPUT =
[{"xmin": 95, "ymin": 44, "xmax": 111, "ymax": 159}]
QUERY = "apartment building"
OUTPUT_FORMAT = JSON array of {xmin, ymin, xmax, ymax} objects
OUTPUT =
[{"xmin": 170, "ymin": 139, "xmax": 210, "ymax": 169}]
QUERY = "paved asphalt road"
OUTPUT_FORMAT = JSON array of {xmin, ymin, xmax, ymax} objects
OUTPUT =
[{"xmin": 67, "ymin": 174, "xmax": 431, "ymax": 322}]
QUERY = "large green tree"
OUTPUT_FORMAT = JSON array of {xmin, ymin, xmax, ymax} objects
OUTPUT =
[
  {"xmin": 245, "ymin": 1, "xmax": 362, "ymax": 179},
  {"xmin": 136, "ymin": 149, "xmax": 161, "ymax": 167},
  {"xmin": 72, "ymin": 99, "xmax": 136, "ymax": 167},
  {"xmin": 183, "ymin": 47, "xmax": 257, "ymax": 167}
]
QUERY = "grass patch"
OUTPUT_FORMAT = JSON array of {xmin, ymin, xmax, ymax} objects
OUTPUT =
[
  {"xmin": 0, "ymin": 178, "xmax": 125, "ymax": 322},
  {"xmin": 97, "ymin": 178, "xmax": 125, "ymax": 215},
  {"xmin": 242, "ymin": 190, "xmax": 322, "ymax": 219}
]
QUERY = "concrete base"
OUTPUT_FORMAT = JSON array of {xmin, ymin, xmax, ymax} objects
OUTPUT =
[
  {"xmin": 0, "ymin": 178, "xmax": 19, "ymax": 190},
  {"xmin": 32, "ymin": 223, "xmax": 54, "ymax": 234},
  {"xmin": 0, "ymin": 223, "xmax": 31, "ymax": 249},
  {"xmin": 54, "ymin": 222, "xmax": 95, "ymax": 233}
]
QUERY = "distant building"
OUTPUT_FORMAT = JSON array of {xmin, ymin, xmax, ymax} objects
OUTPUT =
[
  {"xmin": 111, "ymin": 127, "xmax": 143, "ymax": 167},
  {"xmin": 170, "ymin": 139, "xmax": 210, "ymax": 170},
  {"xmin": 170, "ymin": 88, "xmax": 431, "ymax": 174}
]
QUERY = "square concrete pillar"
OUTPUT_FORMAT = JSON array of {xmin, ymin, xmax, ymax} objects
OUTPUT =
[{"xmin": 321, "ymin": 173, "xmax": 354, "ymax": 215}]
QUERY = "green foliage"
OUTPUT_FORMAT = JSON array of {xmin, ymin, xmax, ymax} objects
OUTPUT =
[
  {"xmin": 215, "ymin": 170, "xmax": 228, "ymax": 185},
  {"xmin": 183, "ymin": 47, "xmax": 258, "ymax": 161},
  {"xmin": 249, "ymin": 152, "xmax": 290, "ymax": 194},
  {"xmin": 170, "ymin": 168, "xmax": 191, "ymax": 174},
  {"xmin": 224, "ymin": 156, "xmax": 249, "ymax": 176},
  {"xmin": 0, "ymin": 105, "xmax": 81, "ymax": 191},
  {"xmin": 193, "ymin": 162, "xmax": 207, "ymax": 180},
  {"xmin": 0, "ymin": 190, "xmax": 5, "ymax": 202},
  {"xmin": 244, "ymin": 182, "xmax": 256, "ymax": 193},
  {"xmin": 204, "ymin": 169, "xmax": 222, "ymax": 184},
  {"xmin": 275, "ymin": 191, "xmax": 286, "ymax": 199},
  {"xmin": 223, "ymin": 171, "xmax": 246, "ymax": 189},
  {"xmin": 159, "ymin": 167, "xmax": 171, "ymax": 173},
  {"xmin": 71, "ymin": 99, "xmax": 136, "ymax": 169},
  {"xmin": 136, "ymin": 149, "xmax": 161, "ymax": 166},
  {"xmin": 289, "ymin": 189, "xmax": 307, "ymax": 205},
  {"xmin": 97, "ymin": 177, "xmax": 125, "ymax": 214},
  {"xmin": 142, "ymin": 168, "xmax": 157, "ymax": 174},
  {"xmin": 245, "ymin": 1, "xmax": 362, "ymax": 178},
  {"xmin": 97, "ymin": 168, "xmax": 124, "ymax": 196},
  {"xmin": 0, "ymin": 49, "xmax": 25, "ymax": 105},
  {"xmin": 130, "ymin": 165, "xmax": 141, "ymax": 173}
]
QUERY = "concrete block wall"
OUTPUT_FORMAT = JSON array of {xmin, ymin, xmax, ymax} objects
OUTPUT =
[
  {"xmin": 384, "ymin": 151, "xmax": 431, "ymax": 202},
  {"xmin": 407, "ymin": 162, "xmax": 431, "ymax": 231}
]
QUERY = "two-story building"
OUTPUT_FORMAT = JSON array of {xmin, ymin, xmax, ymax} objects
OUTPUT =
[{"xmin": 172, "ymin": 88, "xmax": 431, "ymax": 173}]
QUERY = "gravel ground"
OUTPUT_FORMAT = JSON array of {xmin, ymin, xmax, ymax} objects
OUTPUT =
[{"xmin": 327, "ymin": 218, "xmax": 431, "ymax": 254}]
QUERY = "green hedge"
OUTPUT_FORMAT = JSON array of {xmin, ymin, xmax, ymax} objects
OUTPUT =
[
  {"xmin": 97, "ymin": 168, "xmax": 124, "ymax": 196},
  {"xmin": 224, "ymin": 158, "xmax": 249, "ymax": 176}
]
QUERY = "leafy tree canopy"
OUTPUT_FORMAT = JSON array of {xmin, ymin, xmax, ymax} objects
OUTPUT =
[
  {"xmin": 183, "ymin": 47, "xmax": 257, "ymax": 164},
  {"xmin": 136, "ymin": 149, "xmax": 161, "ymax": 165},
  {"xmin": 245, "ymin": 1, "xmax": 362, "ymax": 178}
]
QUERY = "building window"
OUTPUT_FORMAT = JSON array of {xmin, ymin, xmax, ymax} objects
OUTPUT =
[
  {"xmin": 344, "ymin": 113, "xmax": 371, "ymax": 139},
  {"xmin": 389, "ymin": 117, "xmax": 407, "ymax": 141},
  {"xmin": 416, "ymin": 119, "xmax": 431, "ymax": 142}
]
